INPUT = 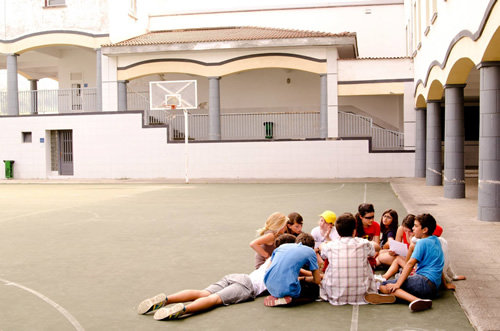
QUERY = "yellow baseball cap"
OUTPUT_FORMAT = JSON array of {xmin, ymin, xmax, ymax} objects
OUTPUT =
[{"xmin": 320, "ymin": 210, "xmax": 337, "ymax": 224}]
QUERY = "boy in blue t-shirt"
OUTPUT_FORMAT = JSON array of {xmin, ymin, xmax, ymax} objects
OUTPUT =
[
  {"xmin": 263, "ymin": 233, "xmax": 321, "ymax": 306},
  {"xmin": 374, "ymin": 213, "xmax": 444, "ymax": 312}
]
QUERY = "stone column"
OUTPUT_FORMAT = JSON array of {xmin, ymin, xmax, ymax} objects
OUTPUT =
[
  {"xmin": 426, "ymin": 100, "xmax": 442, "ymax": 186},
  {"xmin": 95, "ymin": 48, "xmax": 103, "ymax": 112},
  {"xmin": 320, "ymin": 74, "xmax": 328, "ymax": 139},
  {"xmin": 444, "ymin": 84, "xmax": 466, "ymax": 198},
  {"xmin": 29, "ymin": 79, "xmax": 39, "ymax": 114},
  {"xmin": 117, "ymin": 80, "xmax": 128, "ymax": 111},
  {"xmin": 415, "ymin": 107, "xmax": 426, "ymax": 177},
  {"xmin": 326, "ymin": 49, "xmax": 339, "ymax": 138},
  {"xmin": 477, "ymin": 62, "xmax": 500, "ymax": 221},
  {"xmin": 7, "ymin": 54, "xmax": 19, "ymax": 116},
  {"xmin": 208, "ymin": 77, "xmax": 221, "ymax": 140}
]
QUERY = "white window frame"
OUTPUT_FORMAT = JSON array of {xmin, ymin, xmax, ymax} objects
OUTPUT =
[
  {"xmin": 129, "ymin": 0, "xmax": 137, "ymax": 17},
  {"xmin": 45, "ymin": 0, "xmax": 65, "ymax": 7}
]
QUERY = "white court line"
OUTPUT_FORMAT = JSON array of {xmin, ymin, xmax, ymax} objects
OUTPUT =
[
  {"xmin": 350, "ymin": 184, "xmax": 368, "ymax": 331},
  {"xmin": 350, "ymin": 305, "xmax": 359, "ymax": 331},
  {"xmin": 250, "ymin": 184, "xmax": 346, "ymax": 199},
  {"xmin": 0, "ymin": 278, "xmax": 85, "ymax": 331}
]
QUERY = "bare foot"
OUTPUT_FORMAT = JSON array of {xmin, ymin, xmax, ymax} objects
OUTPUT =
[{"xmin": 453, "ymin": 275, "xmax": 466, "ymax": 281}]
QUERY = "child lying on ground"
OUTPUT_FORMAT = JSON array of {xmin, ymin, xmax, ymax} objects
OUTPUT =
[{"xmin": 137, "ymin": 234, "xmax": 297, "ymax": 321}]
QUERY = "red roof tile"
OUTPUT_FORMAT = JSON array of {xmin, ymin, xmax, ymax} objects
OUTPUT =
[{"xmin": 104, "ymin": 26, "xmax": 355, "ymax": 47}]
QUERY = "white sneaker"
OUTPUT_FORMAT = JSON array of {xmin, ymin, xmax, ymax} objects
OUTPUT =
[
  {"xmin": 137, "ymin": 293, "xmax": 167, "ymax": 315},
  {"xmin": 154, "ymin": 303, "xmax": 186, "ymax": 321},
  {"xmin": 409, "ymin": 299, "xmax": 432, "ymax": 312},
  {"xmin": 374, "ymin": 274, "xmax": 386, "ymax": 283}
]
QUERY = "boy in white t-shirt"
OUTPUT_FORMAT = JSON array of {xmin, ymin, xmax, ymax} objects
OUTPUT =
[{"xmin": 137, "ymin": 234, "xmax": 297, "ymax": 321}]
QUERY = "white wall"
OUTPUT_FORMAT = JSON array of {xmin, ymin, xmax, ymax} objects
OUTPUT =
[
  {"xmin": 407, "ymin": 0, "xmax": 491, "ymax": 82},
  {"xmin": 58, "ymin": 48, "xmax": 97, "ymax": 89},
  {"xmin": 339, "ymin": 95, "xmax": 403, "ymax": 130},
  {"xmin": 148, "ymin": 2, "xmax": 407, "ymax": 58},
  {"xmin": 0, "ymin": 113, "xmax": 415, "ymax": 179},
  {"xmin": 0, "ymin": 0, "xmax": 109, "ymax": 38}
]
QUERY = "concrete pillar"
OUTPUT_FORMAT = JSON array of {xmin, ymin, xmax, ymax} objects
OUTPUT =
[
  {"xmin": 7, "ymin": 54, "xmax": 19, "ymax": 116},
  {"xmin": 208, "ymin": 77, "xmax": 221, "ymax": 140},
  {"xmin": 96, "ymin": 48, "xmax": 103, "ymax": 112},
  {"xmin": 444, "ymin": 84, "xmax": 466, "ymax": 198},
  {"xmin": 320, "ymin": 74, "xmax": 328, "ymax": 139},
  {"xmin": 415, "ymin": 107, "xmax": 426, "ymax": 177},
  {"xmin": 29, "ymin": 79, "xmax": 38, "ymax": 114},
  {"xmin": 477, "ymin": 62, "xmax": 500, "ymax": 221},
  {"xmin": 117, "ymin": 80, "xmax": 128, "ymax": 111},
  {"xmin": 326, "ymin": 48, "xmax": 339, "ymax": 138},
  {"xmin": 426, "ymin": 100, "xmax": 442, "ymax": 186}
]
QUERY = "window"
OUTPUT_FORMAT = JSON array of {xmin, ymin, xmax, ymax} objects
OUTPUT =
[
  {"xmin": 22, "ymin": 132, "xmax": 32, "ymax": 143},
  {"xmin": 45, "ymin": 0, "xmax": 65, "ymax": 6},
  {"xmin": 129, "ymin": 0, "xmax": 137, "ymax": 17}
]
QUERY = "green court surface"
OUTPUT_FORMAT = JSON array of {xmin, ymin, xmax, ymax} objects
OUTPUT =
[{"xmin": 0, "ymin": 183, "xmax": 473, "ymax": 330}]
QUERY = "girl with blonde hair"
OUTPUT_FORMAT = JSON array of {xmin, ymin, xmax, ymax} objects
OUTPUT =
[{"xmin": 250, "ymin": 212, "xmax": 288, "ymax": 269}]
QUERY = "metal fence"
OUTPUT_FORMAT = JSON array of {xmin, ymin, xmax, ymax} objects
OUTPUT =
[
  {"xmin": 160, "ymin": 111, "xmax": 320, "ymax": 140},
  {"xmin": 0, "ymin": 88, "xmax": 98, "ymax": 115},
  {"xmin": 339, "ymin": 111, "xmax": 404, "ymax": 149}
]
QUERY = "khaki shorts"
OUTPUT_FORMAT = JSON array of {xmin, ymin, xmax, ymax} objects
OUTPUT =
[{"xmin": 205, "ymin": 273, "xmax": 255, "ymax": 305}]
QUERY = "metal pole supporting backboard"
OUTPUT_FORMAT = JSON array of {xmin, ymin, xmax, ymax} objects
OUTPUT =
[{"xmin": 149, "ymin": 80, "xmax": 197, "ymax": 184}]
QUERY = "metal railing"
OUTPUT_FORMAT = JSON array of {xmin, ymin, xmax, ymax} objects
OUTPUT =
[
  {"xmin": 338, "ymin": 111, "xmax": 404, "ymax": 149},
  {"xmin": 0, "ymin": 88, "xmax": 98, "ymax": 115},
  {"xmin": 160, "ymin": 111, "xmax": 320, "ymax": 140}
]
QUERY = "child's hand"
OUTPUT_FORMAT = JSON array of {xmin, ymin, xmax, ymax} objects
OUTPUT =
[
  {"xmin": 388, "ymin": 250, "xmax": 397, "ymax": 256},
  {"xmin": 385, "ymin": 283, "xmax": 400, "ymax": 293},
  {"xmin": 325, "ymin": 226, "xmax": 332, "ymax": 238}
]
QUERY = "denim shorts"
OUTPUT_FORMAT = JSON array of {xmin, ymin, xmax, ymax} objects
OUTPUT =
[{"xmin": 383, "ymin": 274, "xmax": 437, "ymax": 299}]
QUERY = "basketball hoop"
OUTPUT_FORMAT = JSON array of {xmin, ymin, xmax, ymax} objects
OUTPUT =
[{"xmin": 149, "ymin": 80, "xmax": 198, "ymax": 184}]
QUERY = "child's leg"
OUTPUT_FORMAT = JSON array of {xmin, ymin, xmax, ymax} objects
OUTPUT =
[
  {"xmin": 153, "ymin": 290, "xmax": 222, "ymax": 321},
  {"xmin": 377, "ymin": 250, "xmax": 396, "ymax": 266},
  {"xmin": 165, "ymin": 290, "xmax": 211, "ymax": 303},
  {"xmin": 137, "ymin": 290, "xmax": 211, "ymax": 315},
  {"xmin": 184, "ymin": 293, "xmax": 223, "ymax": 314},
  {"xmin": 379, "ymin": 284, "xmax": 418, "ymax": 303},
  {"xmin": 379, "ymin": 276, "xmax": 434, "ymax": 312},
  {"xmin": 382, "ymin": 256, "xmax": 406, "ymax": 280}
]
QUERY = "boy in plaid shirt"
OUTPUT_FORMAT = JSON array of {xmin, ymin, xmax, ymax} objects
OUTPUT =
[{"xmin": 319, "ymin": 212, "xmax": 395, "ymax": 305}]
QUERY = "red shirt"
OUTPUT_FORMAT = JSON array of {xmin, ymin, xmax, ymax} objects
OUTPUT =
[{"xmin": 360, "ymin": 221, "xmax": 380, "ymax": 241}]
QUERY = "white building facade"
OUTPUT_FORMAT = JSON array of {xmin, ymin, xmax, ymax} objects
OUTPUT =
[{"xmin": 0, "ymin": 1, "xmax": 426, "ymax": 182}]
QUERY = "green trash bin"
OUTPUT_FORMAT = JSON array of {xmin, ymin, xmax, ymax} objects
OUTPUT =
[
  {"xmin": 3, "ymin": 160, "xmax": 14, "ymax": 179},
  {"xmin": 264, "ymin": 121, "xmax": 274, "ymax": 139}
]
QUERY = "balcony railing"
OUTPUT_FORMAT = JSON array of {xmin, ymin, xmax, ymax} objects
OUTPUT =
[
  {"xmin": 149, "ymin": 111, "xmax": 320, "ymax": 141},
  {"xmin": 0, "ymin": 88, "xmax": 98, "ymax": 115}
]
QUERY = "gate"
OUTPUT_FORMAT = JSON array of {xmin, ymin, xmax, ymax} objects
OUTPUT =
[{"xmin": 58, "ymin": 130, "xmax": 74, "ymax": 175}]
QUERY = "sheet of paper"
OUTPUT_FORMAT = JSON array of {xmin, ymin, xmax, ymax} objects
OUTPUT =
[{"xmin": 389, "ymin": 238, "xmax": 408, "ymax": 257}]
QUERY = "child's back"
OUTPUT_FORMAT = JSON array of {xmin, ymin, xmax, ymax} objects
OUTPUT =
[
  {"xmin": 320, "ymin": 213, "xmax": 377, "ymax": 305},
  {"xmin": 320, "ymin": 236, "xmax": 377, "ymax": 305}
]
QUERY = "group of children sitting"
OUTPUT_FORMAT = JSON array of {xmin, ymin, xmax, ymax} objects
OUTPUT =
[{"xmin": 137, "ymin": 204, "xmax": 465, "ymax": 321}]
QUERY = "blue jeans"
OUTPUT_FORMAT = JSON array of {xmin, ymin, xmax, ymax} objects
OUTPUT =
[{"xmin": 383, "ymin": 274, "xmax": 438, "ymax": 299}]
